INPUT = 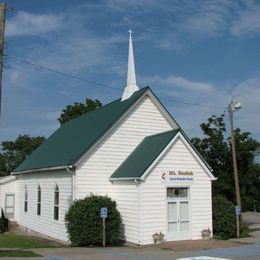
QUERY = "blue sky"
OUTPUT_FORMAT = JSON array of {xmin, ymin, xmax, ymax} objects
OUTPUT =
[{"xmin": 1, "ymin": 0, "xmax": 260, "ymax": 143}]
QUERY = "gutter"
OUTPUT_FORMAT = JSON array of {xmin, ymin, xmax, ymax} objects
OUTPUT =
[
  {"xmin": 109, "ymin": 177, "xmax": 141, "ymax": 181},
  {"xmin": 66, "ymin": 166, "xmax": 75, "ymax": 202},
  {"xmin": 0, "ymin": 175, "xmax": 16, "ymax": 184},
  {"xmin": 11, "ymin": 165, "xmax": 71, "ymax": 175}
]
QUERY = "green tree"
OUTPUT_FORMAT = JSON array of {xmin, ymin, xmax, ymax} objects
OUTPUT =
[
  {"xmin": 0, "ymin": 135, "xmax": 45, "ymax": 176},
  {"xmin": 58, "ymin": 98, "xmax": 102, "ymax": 125},
  {"xmin": 191, "ymin": 114, "xmax": 260, "ymax": 211}
]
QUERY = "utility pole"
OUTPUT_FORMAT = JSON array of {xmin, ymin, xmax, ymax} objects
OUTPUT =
[
  {"xmin": 0, "ymin": 3, "xmax": 6, "ymax": 115},
  {"xmin": 228, "ymin": 98, "xmax": 242, "ymax": 238}
]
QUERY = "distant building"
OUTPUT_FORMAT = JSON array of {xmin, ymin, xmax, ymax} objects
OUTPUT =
[
  {"xmin": 0, "ymin": 32, "xmax": 215, "ymax": 245},
  {"xmin": 254, "ymin": 148, "xmax": 260, "ymax": 165}
]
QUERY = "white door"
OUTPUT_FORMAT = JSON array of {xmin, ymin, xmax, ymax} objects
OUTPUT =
[
  {"xmin": 5, "ymin": 194, "xmax": 15, "ymax": 219},
  {"xmin": 166, "ymin": 187, "xmax": 190, "ymax": 241},
  {"xmin": 179, "ymin": 201, "xmax": 190, "ymax": 240}
]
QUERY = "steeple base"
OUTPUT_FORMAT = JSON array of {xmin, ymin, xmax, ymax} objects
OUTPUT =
[{"xmin": 121, "ymin": 84, "xmax": 139, "ymax": 101}]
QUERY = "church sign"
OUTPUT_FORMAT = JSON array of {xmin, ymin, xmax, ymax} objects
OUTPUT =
[{"xmin": 161, "ymin": 170, "xmax": 194, "ymax": 182}]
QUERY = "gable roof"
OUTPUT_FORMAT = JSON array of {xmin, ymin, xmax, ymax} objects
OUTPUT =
[
  {"xmin": 14, "ymin": 87, "xmax": 149, "ymax": 173},
  {"xmin": 110, "ymin": 129, "xmax": 179, "ymax": 179},
  {"xmin": 13, "ymin": 86, "xmax": 212, "ymax": 176},
  {"xmin": 110, "ymin": 129, "xmax": 215, "ymax": 181}
]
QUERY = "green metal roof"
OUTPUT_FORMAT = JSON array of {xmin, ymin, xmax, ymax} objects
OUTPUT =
[
  {"xmin": 14, "ymin": 87, "xmax": 149, "ymax": 172},
  {"xmin": 110, "ymin": 129, "xmax": 179, "ymax": 179}
]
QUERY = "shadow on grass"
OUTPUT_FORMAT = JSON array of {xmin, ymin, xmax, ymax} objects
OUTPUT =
[
  {"xmin": 0, "ymin": 250, "xmax": 42, "ymax": 257},
  {"xmin": 0, "ymin": 233, "xmax": 64, "ymax": 248}
]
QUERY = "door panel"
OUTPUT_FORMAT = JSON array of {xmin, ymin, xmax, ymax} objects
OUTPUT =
[
  {"xmin": 167, "ymin": 202, "xmax": 178, "ymax": 235},
  {"xmin": 167, "ymin": 200, "xmax": 190, "ymax": 240}
]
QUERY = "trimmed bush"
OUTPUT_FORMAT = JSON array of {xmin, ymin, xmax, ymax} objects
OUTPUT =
[
  {"xmin": 0, "ymin": 209, "xmax": 8, "ymax": 233},
  {"xmin": 65, "ymin": 194, "xmax": 121, "ymax": 246},
  {"xmin": 212, "ymin": 195, "xmax": 236, "ymax": 239}
]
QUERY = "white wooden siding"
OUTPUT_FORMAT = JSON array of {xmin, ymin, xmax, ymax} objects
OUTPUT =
[
  {"xmin": 15, "ymin": 171, "xmax": 72, "ymax": 242},
  {"xmin": 0, "ymin": 179, "xmax": 18, "ymax": 220},
  {"xmin": 112, "ymin": 181, "xmax": 140, "ymax": 243},
  {"xmin": 76, "ymin": 95, "xmax": 173, "ymax": 243},
  {"xmin": 141, "ymin": 137, "xmax": 212, "ymax": 244},
  {"xmin": 76, "ymin": 95, "xmax": 172, "ymax": 197}
]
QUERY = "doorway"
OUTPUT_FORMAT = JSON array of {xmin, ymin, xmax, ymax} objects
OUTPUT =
[{"xmin": 166, "ymin": 187, "xmax": 190, "ymax": 240}]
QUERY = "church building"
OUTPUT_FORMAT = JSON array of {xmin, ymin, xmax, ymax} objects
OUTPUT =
[{"xmin": 0, "ymin": 31, "xmax": 215, "ymax": 245}]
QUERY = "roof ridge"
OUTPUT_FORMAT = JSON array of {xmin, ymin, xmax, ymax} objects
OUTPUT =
[{"xmin": 62, "ymin": 86, "xmax": 150, "ymax": 126}]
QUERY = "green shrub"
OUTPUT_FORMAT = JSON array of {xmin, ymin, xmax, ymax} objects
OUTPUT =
[
  {"xmin": 212, "ymin": 195, "xmax": 236, "ymax": 239},
  {"xmin": 0, "ymin": 210, "xmax": 8, "ymax": 234},
  {"xmin": 65, "ymin": 194, "xmax": 121, "ymax": 246},
  {"xmin": 0, "ymin": 217, "xmax": 5, "ymax": 233}
]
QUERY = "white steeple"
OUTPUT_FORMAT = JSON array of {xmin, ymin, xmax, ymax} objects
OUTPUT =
[{"xmin": 121, "ymin": 29, "xmax": 139, "ymax": 101}]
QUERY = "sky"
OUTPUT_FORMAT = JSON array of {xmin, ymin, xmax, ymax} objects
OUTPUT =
[{"xmin": 0, "ymin": 0, "xmax": 260, "ymax": 143}]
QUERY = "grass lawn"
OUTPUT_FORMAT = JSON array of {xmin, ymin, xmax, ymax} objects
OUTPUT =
[
  {"xmin": 0, "ymin": 233, "xmax": 63, "ymax": 248},
  {"xmin": 0, "ymin": 250, "xmax": 42, "ymax": 257}
]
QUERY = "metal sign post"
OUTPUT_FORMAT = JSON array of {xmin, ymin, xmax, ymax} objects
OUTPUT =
[
  {"xmin": 100, "ymin": 207, "xmax": 108, "ymax": 247},
  {"xmin": 235, "ymin": 205, "xmax": 241, "ymax": 238}
]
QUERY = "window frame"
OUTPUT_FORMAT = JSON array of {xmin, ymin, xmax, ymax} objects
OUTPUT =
[
  {"xmin": 24, "ymin": 185, "xmax": 28, "ymax": 213},
  {"xmin": 54, "ymin": 184, "xmax": 59, "ymax": 221},
  {"xmin": 166, "ymin": 187, "xmax": 190, "ymax": 200},
  {"xmin": 37, "ymin": 185, "xmax": 41, "ymax": 216}
]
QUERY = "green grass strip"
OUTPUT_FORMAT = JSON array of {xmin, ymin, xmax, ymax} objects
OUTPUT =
[
  {"xmin": 0, "ymin": 234, "xmax": 61, "ymax": 248},
  {"xmin": 0, "ymin": 250, "xmax": 42, "ymax": 257}
]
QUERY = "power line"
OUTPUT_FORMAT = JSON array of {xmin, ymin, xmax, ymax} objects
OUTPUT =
[
  {"xmin": 7, "ymin": 54, "xmax": 122, "ymax": 91},
  {"xmin": 6, "ymin": 54, "xmax": 223, "ymax": 109},
  {"xmin": 161, "ymin": 97, "xmax": 223, "ymax": 108}
]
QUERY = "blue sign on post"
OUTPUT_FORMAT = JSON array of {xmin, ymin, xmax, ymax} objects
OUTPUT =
[
  {"xmin": 100, "ymin": 207, "xmax": 108, "ymax": 218},
  {"xmin": 235, "ymin": 205, "xmax": 241, "ymax": 216}
]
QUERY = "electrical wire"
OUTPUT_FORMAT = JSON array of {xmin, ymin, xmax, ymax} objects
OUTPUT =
[{"xmin": 6, "ymin": 54, "xmax": 223, "ymax": 109}]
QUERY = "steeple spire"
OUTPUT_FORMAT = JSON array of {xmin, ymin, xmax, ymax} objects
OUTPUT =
[{"xmin": 121, "ymin": 29, "xmax": 139, "ymax": 101}]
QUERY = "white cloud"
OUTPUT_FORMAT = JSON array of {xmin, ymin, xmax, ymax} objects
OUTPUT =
[
  {"xmin": 140, "ymin": 72, "xmax": 260, "ymax": 139},
  {"xmin": 175, "ymin": 1, "xmax": 233, "ymax": 38},
  {"xmin": 105, "ymin": 0, "xmax": 160, "ymax": 13},
  {"xmin": 142, "ymin": 75, "xmax": 215, "ymax": 92},
  {"xmin": 232, "ymin": 77, "xmax": 260, "ymax": 138},
  {"xmin": 6, "ymin": 11, "xmax": 64, "ymax": 37},
  {"xmin": 231, "ymin": 1, "xmax": 260, "ymax": 36}
]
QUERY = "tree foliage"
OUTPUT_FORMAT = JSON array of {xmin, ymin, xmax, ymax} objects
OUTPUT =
[
  {"xmin": 212, "ymin": 195, "xmax": 236, "ymax": 239},
  {"xmin": 0, "ymin": 135, "xmax": 45, "ymax": 176},
  {"xmin": 191, "ymin": 114, "xmax": 260, "ymax": 211},
  {"xmin": 65, "ymin": 195, "xmax": 121, "ymax": 246},
  {"xmin": 58, "ymin": 98, "xmax": 102, "ymax": 125}
]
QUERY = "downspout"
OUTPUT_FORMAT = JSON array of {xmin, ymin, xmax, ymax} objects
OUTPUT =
[
  {"xmin": 66, "ymin": 166, "xmax": 75, "ymax": 202},
  {"xmin": 135, "ymin": 179, "xmax": 142, "ymax": 245}
]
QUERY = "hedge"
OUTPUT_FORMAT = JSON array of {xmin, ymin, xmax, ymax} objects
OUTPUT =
[
  {"xmin": 212, "ymin": 195, "xmax": 236, "ymax": 239},
  {"xmin": 65, "ymin": 194, "xmax": 121, "ymax": 246}
]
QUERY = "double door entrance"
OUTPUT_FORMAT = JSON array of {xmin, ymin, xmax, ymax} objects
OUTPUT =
[{"xmin": 166, "ymin": 187, "xmax": 190, "ymax": 240}]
